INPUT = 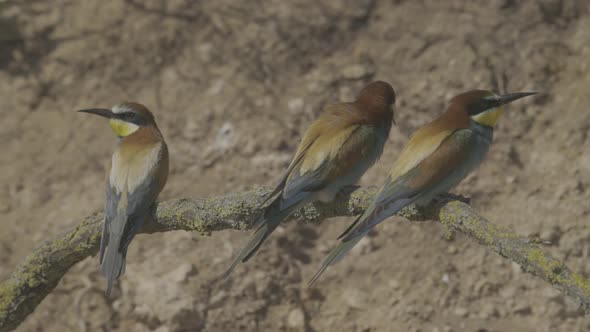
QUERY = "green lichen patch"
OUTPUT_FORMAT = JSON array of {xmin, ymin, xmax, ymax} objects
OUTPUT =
[
  {"xmin": 526, "ymin": 247, "xmax": 564, "ymax": 284},
  {"xmin": 438, "ymin": 210, "xmax": 458, "ymax": 240},
  {"xmin": 571, "ymin": 273, "xmax": 590, "ymax": 298},
  {"xmin": 0, "ymin": 281, "xmax": 18, "ymax": 311},
  {"xmin": 442, "ymin": 202, "xmax": 519, "ymax": 246}
]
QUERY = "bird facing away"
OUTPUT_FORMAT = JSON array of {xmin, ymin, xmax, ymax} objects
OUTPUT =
[
  {"xmin": 223, "ymin": 81, "xmax": 396, "ymax": 278},
  {"xmin": 79, "ymin": 103, "xmax": 169, "ymax": 295},
  {"xmin": 308, "ymin": 89, "xmax": 538, "ymax": 287}
]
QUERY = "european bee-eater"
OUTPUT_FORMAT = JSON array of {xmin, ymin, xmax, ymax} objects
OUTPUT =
[
  {"xmin": 309, "ymin": 89, "xmax": 537, "ymax": 286},
  {"xmin": 79, "ymin": 102, "xmax": 169, "ymax": 295},
  {"xmin": 224, "ymin": 81, "xmax": 396, "ymax": 278}
]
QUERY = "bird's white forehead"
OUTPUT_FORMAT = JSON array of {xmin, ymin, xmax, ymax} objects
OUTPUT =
[
  {"xmin": 112, "ymin": 104, "xmax": 132, "ymax": 114},
  {"xmin": 482, "ymin": 93, "xmax": 499, "ymax": 101}
]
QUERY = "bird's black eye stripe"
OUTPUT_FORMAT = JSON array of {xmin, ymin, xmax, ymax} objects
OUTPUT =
[
  {"xmin": 121, "ymin": 112, "xmax": 136, "ymax": 121},
  {"xmin": 468, "ymin": 98, "xmax": 499, "ymax": 116}
]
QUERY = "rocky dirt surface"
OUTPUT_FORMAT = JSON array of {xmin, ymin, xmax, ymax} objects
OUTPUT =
[{"xmin": 1, "ymin": 0, "xmax": 590, "ymax": 331}]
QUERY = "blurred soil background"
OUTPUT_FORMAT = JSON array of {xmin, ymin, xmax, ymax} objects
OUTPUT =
[{"xmin": 1, "ymin": 0, "xmax": 590, "ymax": 331}]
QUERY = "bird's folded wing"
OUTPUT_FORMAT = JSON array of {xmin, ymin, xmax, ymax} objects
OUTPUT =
[
  {"xmin": 102, "ymin": 183, "xmax": 120, "ymax": 263},
  {"xmin": 281, "ymin": 124, "xmax": 381, "ymax": 204},
  {"xmin": 340, "ymin": 129, "xmax": 473, "ymax": 241},
  {"xmin": 121, "ymin": 143, "xmax": 168, "ymax": 249},
  {"xmin": 266, "ymin": 103, "xmax": 379, "ymax": 207},
  {"xmin": 260, "ymin": 135, "xmax": 316, "ymax": 206}
]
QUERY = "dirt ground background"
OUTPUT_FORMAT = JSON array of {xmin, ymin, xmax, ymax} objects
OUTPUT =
[{"xmin": 2, "ymin": 0, "xmax": 590, "ymax": 331}]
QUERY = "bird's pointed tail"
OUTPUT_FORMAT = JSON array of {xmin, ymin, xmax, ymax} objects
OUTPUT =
[
  {"xmin": 222, "ymin": 221, "xmax": 273, "ymax": 279},
  {"xmin": 101, "ymin": 214, "xmax": 127, "ymax": 296},
  {"xmin": 223, "ymin": 196, "xmax": 303, "ymax": 279},
  {"xmin": 308, "ymin": 235, "xmax": 364, "ymax": 288},
  {"xmin": 99, "ymin": 218, "xmax": 107, "ymax": 264}
]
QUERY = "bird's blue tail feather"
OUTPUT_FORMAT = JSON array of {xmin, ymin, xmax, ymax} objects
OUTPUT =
[{"xmin": 101, "ymin": 213, "xmax": 127, "ymax": 296}]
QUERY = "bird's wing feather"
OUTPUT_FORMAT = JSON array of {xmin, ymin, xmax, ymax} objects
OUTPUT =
[
  {"xmin": 260, "ymin": 137, "xmax": 316, "ymax": 206},
  {"xmin": 102, "ymin": 183, "xmax": 120, "ymax": 264},
  {"xmin": 281, "ymin": 124, "xmax": 382, "ymax": 204},
  {"xmin": 388, "ymin": 104, "xmax": 471, "ymax": 179},
  {"xmin": 388, "ymin": 128, "xmax": 455, "ymax": 180},
  {"xmin": 340, "ymin": 128, "xmax": 474, "ymax": 241},
  {"xmin": 276, "ymin": 103, "xmax": 375, "ymax": 203},
  {"xmin": 257, "ymin": 104, "xmax": 350, "ymax": 206},
  {"xmin": 121, "ymin": 143, "xmax": 168, "ymax": 248},
  {"xmin": 282, "ymin": 126, "xmax": 357, "ymax": 197}
]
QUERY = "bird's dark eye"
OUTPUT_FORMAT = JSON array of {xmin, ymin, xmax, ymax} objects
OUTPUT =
[
  {"xmin": 468, "ymin": 98, "xmax": 498, "ymax": 116},
  {"xmin": 122, "ymin": 112, "xmax": 136, "ymax": 121}
]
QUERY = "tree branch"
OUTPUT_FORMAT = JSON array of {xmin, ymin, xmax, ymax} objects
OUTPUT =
[{"xmin": 0, "ymin": 187, "xmax": 589, "ymax": 331}]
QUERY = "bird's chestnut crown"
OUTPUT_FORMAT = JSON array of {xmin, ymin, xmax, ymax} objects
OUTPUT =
[
  {"xmin": 357, "ymin": 81, "xmax": 396, "ymax": 108},
  {"xmin": 355, "ymin": 81, "xmax": 396, "ymax": 124}
]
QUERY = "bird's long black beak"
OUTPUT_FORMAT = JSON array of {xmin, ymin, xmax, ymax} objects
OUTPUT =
[
  {"xmin": 78, "ymin": 108, "xmax": 114, "ymax": 119},
  {"xmin": 498, "ymin": 92, "xmax": 538, "ymax": 106}
]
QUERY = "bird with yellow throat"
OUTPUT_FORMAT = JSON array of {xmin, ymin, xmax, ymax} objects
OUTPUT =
[
  {"xmin": 79, "ymin": 103, "xmax": 169, "ymax": 295},
  {"xmin": 224, "ymin": 81, "xmax": 397, "ymax": 278},
  {"xmin": 309, "ymin": 89, "xmax": 537, "ymax": 286}
]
